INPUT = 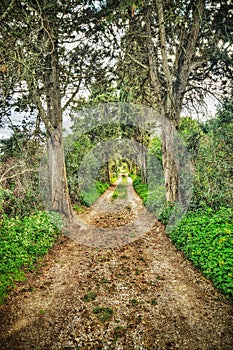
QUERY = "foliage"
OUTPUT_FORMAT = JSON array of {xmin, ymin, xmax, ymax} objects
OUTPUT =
[
  {"xmin": 65, "ymin": 113, "xmax": 127, "ymax": 205},
  {"xmin": 80, "ymin": 181, "xmax": 109, "ymax": 207},
  {"xmin": 133, "ymin": 174, "xmax": 170, "ymax": 223},
  {"xmin": 0, "ymin": 136, "xmax": 44, "ymax": 219},
  {"xmin": 0, "ymin": 211, "xmax": 62, "ymax": 304},
  {"xmin": 157, "ymin": 202, "xmax": 175, "ymax": 225},
  {"xmin": 169, "ymin": 207, "xmax": 233, "ymax": 300},
  {"xmin": 82, "ymin": 291, "xmax": 97, "ymax": 302},
  {"xmin": 148, "ymin": 137, "xmax": 163, "ymax": 165},
  {"xmin": 189, "ymin": 95, "xmax": 233, "ymax": 211},
  {"xmin": 65, "ymin": 133, "xmax": 93, "ymax": 204},
  {"xmin": 133, "ymin": 177, "xmax": 148, "ymax": 204},
  {"xmin": 178, "ymin": 117, "xmax": 202, "ymax": 156},
  {"xmin": 133, "ymin": 135, "xmax": 167, "ymax": 214},
  {"xmin": 191, "ymin": 134, "xmax": 233, "ymax": 210},
  {"xmin": 112, "ymin": 190, "xmax": 118, "ymax": 200}
]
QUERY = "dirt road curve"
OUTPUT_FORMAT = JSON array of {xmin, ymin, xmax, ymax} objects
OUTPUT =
[{"xmin": 0, "ymin": 178, "xmax": 232, "ymax": 349}]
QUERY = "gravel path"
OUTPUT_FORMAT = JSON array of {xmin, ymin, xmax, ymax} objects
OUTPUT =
[{"xmin": 0, "ymin": 178, "xmax": 232, "ymax": 349}]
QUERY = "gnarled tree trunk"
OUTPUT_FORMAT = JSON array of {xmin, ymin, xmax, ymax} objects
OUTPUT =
[
  {"xmin": 42, "ymin": 35, "xmax": 73, "ymax": 220},
  {"xmin": 47, "ymin": 126, "xmax": 73, "ymax": 219},
  {"xmin": 161, "ymin": 117, "xmax": 179, "ymax": 202}
]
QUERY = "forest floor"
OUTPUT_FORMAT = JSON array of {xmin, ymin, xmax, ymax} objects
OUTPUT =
[{"xmin": 0, "ymin": 177, "xmax": 233, "ymax": 350}]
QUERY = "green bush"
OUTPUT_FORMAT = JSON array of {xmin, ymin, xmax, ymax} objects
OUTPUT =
[
  {"xmin": 169, "ymin": 207, "xmax": 233, "ymax": 300},
  {"xmin": 80, "ymin": 181, "xmax": 109, "ymax": 206},
  {"xmin": 0, "ymin": 186, "xmax": 42, "ymax": 220},
  {"xmin": 0, "ymin": 211, "xmax": 62, "ymax": 304},
  {"xmin": 133, "ymin": 176, "xmax": 166, "ymax": 217},
  {"xmin": 158, "ymin": 201, "xmax": 175, "ymax": 225},
  {"xmin": 133, "ymin": 177, "xmax": 148, "ymax": 203}
]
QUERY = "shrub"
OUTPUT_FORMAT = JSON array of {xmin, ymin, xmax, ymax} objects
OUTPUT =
[
  {"xmin": 169, "ymin": 207, "xmax": 233, "ymax": 300},
  {"xmin": 80, "ymin": 181, "xmax": 109, "ymax": 206},
  {"xmin": 133, "ymin": 177, "xmax": 148, "ymax": 203},
  {"xmin": 133, "ymin": 176, "xmax": 166, "ymax": 218},
  {"xmin": 158, "ymin": 201, "xmax": 175, "ymax": 225},
  {"xmin": 0, "ymin": 211, "xmax": 62, "ymax": 304}
]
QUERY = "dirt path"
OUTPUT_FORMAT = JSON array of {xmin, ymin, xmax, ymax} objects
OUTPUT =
[{"xmin": 0, "ymin": 178, "xmax": 232, "ymax": 350}]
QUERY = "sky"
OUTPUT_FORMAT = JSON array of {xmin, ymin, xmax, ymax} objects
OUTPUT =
[{"xmin": 0, "ymin": 95, "xmax": 219, "ymax": 140}]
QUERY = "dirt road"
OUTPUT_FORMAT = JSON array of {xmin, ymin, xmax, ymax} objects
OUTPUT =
[{"xmin": 0, "ymin": 178, "xmax": 232, "ymax": 349}]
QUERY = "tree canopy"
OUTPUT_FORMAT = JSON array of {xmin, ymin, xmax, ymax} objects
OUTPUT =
[{"xmin": 0, "ymin": 0, "xmax": 232, "ymax": 212}]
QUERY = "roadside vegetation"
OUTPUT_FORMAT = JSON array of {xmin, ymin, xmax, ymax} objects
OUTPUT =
[
  {"xmin": 0, "ymin": 211, "xmax": 62, "ymax": 304},
  {"xmin": 133, "ymin": 95, "xmax": 233, "ymax": 301},
  {"xmin": 0, "ymin": 131, "xmax": 110, "ymax": 304}
]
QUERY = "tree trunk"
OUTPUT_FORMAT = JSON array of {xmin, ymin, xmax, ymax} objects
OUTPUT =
[
  {"xmin": 105, "ymin": 160, "xmax": 110, "ymax": 183},
  {"xmin": 47, "ymin": 126, "xmax": 73, "ymax": 220},
  {"xmin": 145, "ymin": 0, "xmax": 204, "ymax": 204},
  {"xmin": 43, "ymin": 36, "xmax": 73, "ymax": 220},
  {"xmin": 161, "ymin": 117, "xmax": 179, "ymax": 202},
  {"xmin": 141, "ymin": 146, "xmax": 147, "ymax": 184}
]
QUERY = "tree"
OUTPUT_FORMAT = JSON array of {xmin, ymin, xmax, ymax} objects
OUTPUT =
[
  {"xmin": 111, "ymin": 0, "xmax": 233, "ymax": 203},
  {"xmin": 0, "ymin": 0, "xmax": 118, "ymax": 219}
]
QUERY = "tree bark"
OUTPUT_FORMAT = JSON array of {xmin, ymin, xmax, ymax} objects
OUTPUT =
[
  {"xmin": 141, "ymin": 145, "xmax": 147, "ymax": 184},
  {"xmin": 47, "ymin": 126, "xmax": 73, "ymax": 219},
  {"xmin": 105, "ymin": 160, "xmax": 110, "ymax": 183},
  {"xmin": 145, "ymin": 0, "xmax": 204, "ymax": 204},
  {"xmin": 161, "ymin": 116, "xmax": 178, "ymax": 202},
  {"xmin": 42, "ymin": 31, "xmax": 73, "ymax": 220}
]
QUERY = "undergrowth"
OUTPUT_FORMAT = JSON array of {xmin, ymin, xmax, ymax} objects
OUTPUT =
[
  {"xmin": 133, "ymin": 175, "xmax": 233, "ymax": 301},
  {"xmin": 169, "ymin": 207, "xmax": 233, "ymax": 300},
  {"xmin": 0, "ymin": 211, "xmax": 62, "ymax": 304},
  {"xmin": 132, "ymin": 177, "xmax": 148, "ymax": 203},
  {"xmin": 133, "ymin": 176, "xmax": 166, "ymax": 218},
  {"xmin": 80, "ymin": 181, "xmax": 109, "ymax": 206}
]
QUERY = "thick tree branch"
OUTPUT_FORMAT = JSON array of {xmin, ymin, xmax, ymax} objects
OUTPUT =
[
  {"xmin": 145, "ymin": 11, "xmax": 162, "ymax": 107},
  {"xmin": 155, "ymin": 0, "xmax": 173, "ymax": 99},
  {"xmin": 175, "ymin": 0, "xmax": 205, "ymax": 103}
]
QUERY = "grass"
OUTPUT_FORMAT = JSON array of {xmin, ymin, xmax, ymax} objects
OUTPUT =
[
  {"xmin": 131, "ymin": 298, "xmax": 142, "ymax": 306},
  {"xmin": 148, "ymin": 298, "xmax": 157, "ymax": 305},
  {"xmin": 113, "ymin": 325, "xmax": 127, "ymax": 340},
  {"xmin": 82, "ymin": 291, "xmax": 97, "ymax": 302},
  {"xmin": 112, "ymin": 190, "xmax": 118, "ymax": 199},
  {"xmin": 92, "ymin": 306, "xmax": 113, "ymax": 323},
  {"xmin": 72, "ymin": 204, "xmax": 85, "ymax": 213}
]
